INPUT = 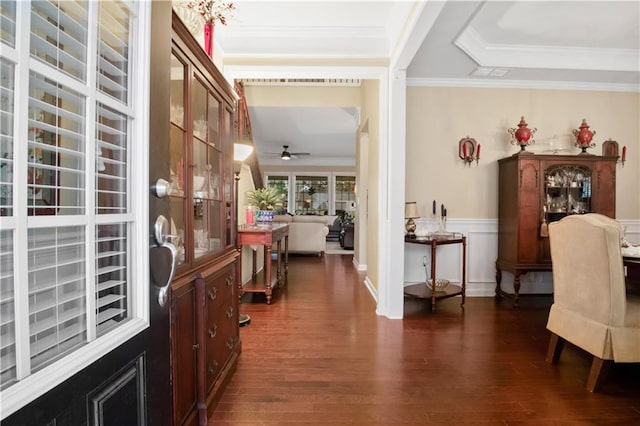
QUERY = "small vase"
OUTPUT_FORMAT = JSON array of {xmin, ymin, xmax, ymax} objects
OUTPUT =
[
  {"xmin": 508, "ymin": 116, "xmax": 537, "ymax": 154},
  {"xmin": 573, "ymin": 118, "xmax": 596, "ymax": 155},
  {"xmin": 204, "ymin": 22, "xmax": 214, "ymax": 58},
  {"xmin": 255, "ymin": 210, "xmax": 274, "ymax": 227}
]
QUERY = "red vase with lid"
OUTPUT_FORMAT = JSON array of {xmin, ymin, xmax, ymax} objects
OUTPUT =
[
  {"xmin": 508, "ymin": 116, "xmax": 537, "ymax": 154},
  {"xmin": 573, "ymin": 118, "xmax": 596, "ymax": 154}
]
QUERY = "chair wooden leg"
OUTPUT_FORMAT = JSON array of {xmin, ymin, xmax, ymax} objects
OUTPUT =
[
  {"xmin": 545, "ymin": 333, "xmax": 565, "ymax": 364},
  {"xmin": 586, "ymin": 357, "xmax": 612, "ymax": 393}
]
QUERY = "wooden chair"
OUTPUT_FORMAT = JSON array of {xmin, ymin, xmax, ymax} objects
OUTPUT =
[{"xmin": 546, "ymin": 213, "xmax": 640, "ymax": 392}]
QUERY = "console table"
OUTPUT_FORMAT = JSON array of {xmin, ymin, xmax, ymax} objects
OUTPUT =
[
  {"xmin": 404, "ymin": 233, "xmax": 467, "ymax": 312},
  {"xmin": 238, "ymin": 223, "xmax": 289, "ymax": 304}
]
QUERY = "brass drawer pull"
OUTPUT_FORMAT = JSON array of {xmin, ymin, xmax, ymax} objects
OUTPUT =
[
  {"xmin": 208, "ymin": 287, "xmax": 217, "ymax": 300},
  {"xmin": 226, "ymin": 338, "xmax": 234, "ymax": 350},
  {"xmin": 226, "ymin": 306, "xmax": 234, "ymax": 318},
  {"xmin": 208, "ymin": 361, "xmax": 219, "ymax": 375},
  {"xmin": 225, "ymin": 276, "xmax": 233, "ymax": 286},
  {"xmin": 208, "ymin": 325, "xmax": 218, "ymax": 338},
  {"xmin": 192, "ymin": 343, "xmax": 199, "ymax": 350}
]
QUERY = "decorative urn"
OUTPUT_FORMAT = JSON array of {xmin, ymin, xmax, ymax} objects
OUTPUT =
[
  {"xmin": 508, "ymin": 116, "xmax": 537, "ymax": 154},
  {"xmin": 573, "ymin": 118, "xmax": 596, "ymax": 154}
]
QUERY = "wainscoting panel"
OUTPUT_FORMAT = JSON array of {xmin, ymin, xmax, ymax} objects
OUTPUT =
[{"xmin": 403, "ymin": 218, "xmax": 639, "ymax": 298}]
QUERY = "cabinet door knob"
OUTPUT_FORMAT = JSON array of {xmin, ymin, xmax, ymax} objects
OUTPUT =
[
  {"xmin": 208, "ymin": 324, "xmax": 218, "ymax": 338},
  {"xmin": 192, "ymin": 343, "xmax": 200, "ymax": 350}
]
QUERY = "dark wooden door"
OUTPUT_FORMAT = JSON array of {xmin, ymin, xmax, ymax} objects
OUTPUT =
[{"xmin": 3, "ymin": 3, "xmax": 173, "ymax": 425}]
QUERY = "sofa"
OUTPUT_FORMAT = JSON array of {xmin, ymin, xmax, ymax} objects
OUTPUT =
[{"xmin": 273, "ymin": 215, "xmax": 329, "ymax": 255}]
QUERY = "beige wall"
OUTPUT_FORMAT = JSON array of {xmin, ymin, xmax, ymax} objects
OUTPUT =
[
  {"xmin": 361, "ymin": 79, "xmax": 380, "ymax": 290},
  {"xmin": 236, "ymin": 163, "xmax": 264, "ymax": 285},
  {"xmin": 406, "ymin": 87, "xmax": 640, "ymax": 220},
  {"xmin": 244, "ymin": 85, "xmax": 361, "ymax": 107}
]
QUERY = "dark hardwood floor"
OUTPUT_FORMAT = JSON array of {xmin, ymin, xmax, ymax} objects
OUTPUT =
[{"xmin": 212, "ymin": 254, "xmax": 640, "ymax": 425}]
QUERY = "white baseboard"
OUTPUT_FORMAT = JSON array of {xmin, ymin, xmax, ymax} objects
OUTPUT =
[{"xmin": 363, "ymin": 276, "xmax": 377, "ymax": 302}]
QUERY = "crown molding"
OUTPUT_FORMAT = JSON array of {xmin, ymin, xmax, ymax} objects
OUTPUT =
[
  {"xmin": 406, "ymin": 77, "xmax": 640, "ymax": 93},
  {"xmin": 455, "ymin": 26, "xmax": 639, "ymax": 73}
]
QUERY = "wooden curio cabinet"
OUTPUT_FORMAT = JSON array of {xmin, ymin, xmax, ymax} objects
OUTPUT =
[
  {"xmin": 496, "ymin": 153, "xmax": 617, "ymax": 306},
  {"xmin": 169, "ymin": 12, "xmax": 240, "ymax": 426}
]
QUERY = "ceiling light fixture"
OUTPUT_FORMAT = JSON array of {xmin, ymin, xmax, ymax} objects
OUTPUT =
[{"xmin": 281, "ymin": 145, "xmax": 291, "ymax": 160}]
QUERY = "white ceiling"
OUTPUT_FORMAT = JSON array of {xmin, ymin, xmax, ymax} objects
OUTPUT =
[{"xmin": 210, "ymin": 0, "xmax": 640, "ymax": 166}]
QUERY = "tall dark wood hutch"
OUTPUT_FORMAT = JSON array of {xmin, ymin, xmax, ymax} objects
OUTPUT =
[
  {"xmin": 169, "ymin": 13, "xmax": 240, "ymax": 425},
  {"xmin": 496, "ymin": 153, "xmax": 617, "ymax": 306}
]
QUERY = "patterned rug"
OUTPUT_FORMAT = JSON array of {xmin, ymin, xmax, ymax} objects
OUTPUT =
[{"xmin": 326, "ymin": 241, "xmax": 353, "ymax": 255}]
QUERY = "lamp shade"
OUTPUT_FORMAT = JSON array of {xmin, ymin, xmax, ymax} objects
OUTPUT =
[
  {"xmin": 234, "ymin": 141, "xmax": 254, "ymax": 162},
  {"xmin": 405, "ymin": 202, "xmax": 419, "ymax": 219}
]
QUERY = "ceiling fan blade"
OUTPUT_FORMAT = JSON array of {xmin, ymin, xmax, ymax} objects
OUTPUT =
[{"xmin": 290, "ymin": 152, "xmax": 311, "ymax": 156}]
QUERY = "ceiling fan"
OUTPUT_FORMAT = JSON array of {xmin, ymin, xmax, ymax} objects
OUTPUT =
[{"xmin": 265, "ymin": 145, "xmax": 311, "ymax": 161}]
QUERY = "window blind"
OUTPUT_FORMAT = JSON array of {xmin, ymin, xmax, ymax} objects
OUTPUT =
[
  {"xmin": 28, "ymin": 71, "xmax": 86, "ymax": 215},
  {"xmin": 0, "ymin": 230, "xmax": 15, "ymax": 388},
  {"xmin": 28, "ymin": 226, "xmax": 86, "ymax": 371},
  {"xmin": 1, "ymin": 58, "xmax": 14, "ymax": 216},
  {"xmin": 97, "ymin": 1, "xmax": 130, "ymax": 103},
  {"xmin": 30, "ymin": 0, "xmax": 88, "ymax": 82},
  {"xmin": 0, "ymin": 1, "xmax": 17, "ymax": 47}
]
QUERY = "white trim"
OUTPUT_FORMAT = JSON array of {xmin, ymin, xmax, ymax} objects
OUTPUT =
[
  {"xmin": 363, "ymin": 276, "xmax": 377, "ymax": 303},
  {"xmin": 223, "ymin": 63, "xmax": 391, "ymax": 318},
  {"xmin": 406, "ymin": 77, "xmax": 640, "ymax": 93},
  {"xmin": 376, "ymin": 67, "xmax": 403, "ymax": 319},
  {"xmin": 352, "ymin": 256, "xmax": 366, "ymax": 272},
  {"xmin": 132, "ymin": 0, "xmax": 151, "ymax": 326},
  {"xmin": 455, "ymin": 25, "xmax": 640, "ymax": 74}
]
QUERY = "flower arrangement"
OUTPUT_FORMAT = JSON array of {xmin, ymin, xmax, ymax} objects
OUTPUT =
[
  {"xmin": 246, "ymin": 187, "xmax": 284, "ymax": 211},
  {"xmin": 184, "ymin": 0, "xmax": 235, "ymax": 25}
]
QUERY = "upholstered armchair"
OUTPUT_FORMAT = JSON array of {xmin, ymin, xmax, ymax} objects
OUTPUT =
[{"xmin": 546, "ymin": 213, "xmax": 640, "ymax": 392}]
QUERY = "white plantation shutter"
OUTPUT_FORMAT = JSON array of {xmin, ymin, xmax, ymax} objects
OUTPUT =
[
  {"xmin": 0, "ymin": 230, "xmax": 15, "ymax": 385},
  {"xmin": 28, "ymin": 71, "xmax": 86, "ymax": 215},
  {"xmin": 30, "ymin": 0, "xmax": 88, "ymax": 82},
  {"xmin": 0, "ymin": 1, "xmax": 148, "ymax": 415},
  {"xmin": 97, "ymin": 1, "xmax": 130, "ymax": 103},
  {"xmin": 27, "ymin": 226, "xmax": 86, "ymax": 370}
]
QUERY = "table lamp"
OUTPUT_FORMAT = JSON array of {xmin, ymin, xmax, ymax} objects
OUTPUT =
[{"xmin": 405, "ymin": 202, "xmax": 419, "ymax": 238}]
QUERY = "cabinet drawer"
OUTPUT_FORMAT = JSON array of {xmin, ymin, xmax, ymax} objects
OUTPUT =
[
  {"xmin": 204, "ymin": 307, "xmax": 236, "ymax": 390},
  {"xmin": 204, "ymin": 269, "xmax": 235, "ymax": 313}
]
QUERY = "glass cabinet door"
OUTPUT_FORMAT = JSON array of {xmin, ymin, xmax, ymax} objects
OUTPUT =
[
  {"xmin": 169, "ymin": 52, "xmax": 186, "ymax": 265},
  {"xmin": 544, "ymin": 164, "xmax": 592, "ymax": 223},
  {"xmin": 192, "ymin": 76, "xmax": 223, "ymax": 259}
]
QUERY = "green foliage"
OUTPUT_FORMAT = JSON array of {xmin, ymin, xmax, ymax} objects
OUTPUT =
[{"xmin": 246, "ymin": 187, "xmax": 284, "ymax": 211}]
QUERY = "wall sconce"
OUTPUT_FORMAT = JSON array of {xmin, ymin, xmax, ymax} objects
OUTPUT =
[
  {"xmin": 405, "ymin": 202, "xmax": 419, "ymax": 238},
  {"xmin": 458, "ymin": 137, "xmax": 480, "ymax": 166},
  {"xmin": 602, "ymin": 139, "xmax": 626, "ymax": 167}
]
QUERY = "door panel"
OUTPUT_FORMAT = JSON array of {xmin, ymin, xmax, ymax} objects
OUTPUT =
[{"xmin": 2, "ymin": 3, "xmax": 173, "ymax": 425}]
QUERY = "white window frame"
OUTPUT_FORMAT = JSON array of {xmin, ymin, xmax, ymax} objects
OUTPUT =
[
  {"xmin": 264, "ymin": 171, "xmax": 356, "ymax": 216},
  {"xmin": 0, "ymin": 1, "xmax": 151, "ymax": 418}
]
